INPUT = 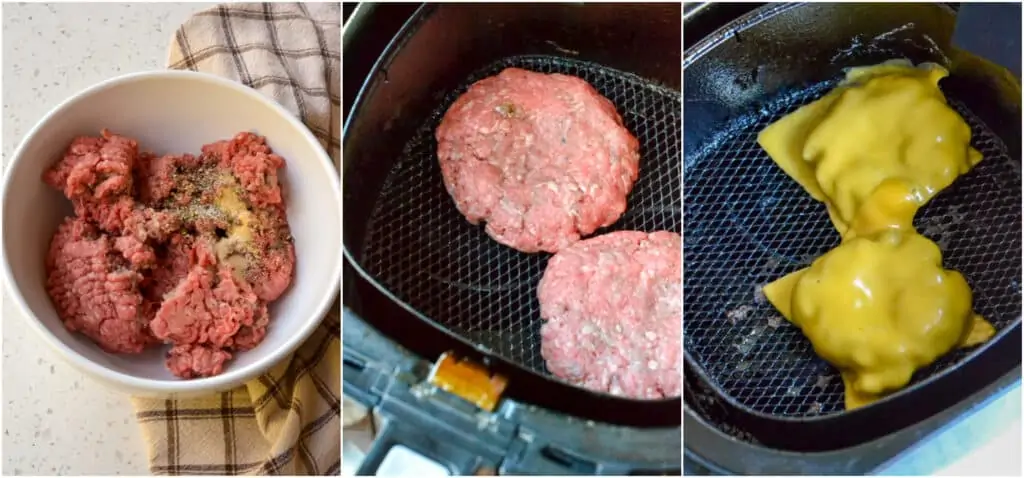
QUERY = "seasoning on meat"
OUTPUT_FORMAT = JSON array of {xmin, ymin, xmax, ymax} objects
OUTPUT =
[
  {"xmin": 436, "ymin": 68, "xmax": 641, "ymax": 253},
  {"xmin": 43, "ymin": 129, "xmax": 295, "ymax": 379},
  {"xmin": 537, "ymin": 230, "xmax": 681, "ymax": 399}
]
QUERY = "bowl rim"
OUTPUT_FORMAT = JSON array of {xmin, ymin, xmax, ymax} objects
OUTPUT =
[{"xmin": 0, "ymin": 69, "xmax": 342, "ymax": 394}]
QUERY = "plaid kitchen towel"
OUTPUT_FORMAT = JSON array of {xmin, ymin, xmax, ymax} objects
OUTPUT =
[{"xmin": 130, "ymin": 3, "xmax": 341, "ymax": 475}]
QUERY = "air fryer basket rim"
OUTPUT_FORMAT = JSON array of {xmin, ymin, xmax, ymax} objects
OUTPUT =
[
  {"xmin": 342, "ymin": 2, "xmax": 683, "ymax": 428},
  {"xmin": 685, "ymin": 322, "xmax": 1021, "ymax": 424},
  {"xmin": 684, "ymin": 364, "xmax": 1022, "ymax": 475},
  {"xmin": 682, "ymin": 0, "xmax": 1022, "ymax": 453}
]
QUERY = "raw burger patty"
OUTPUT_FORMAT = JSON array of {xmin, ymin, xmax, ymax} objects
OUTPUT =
[
  {"xmin": 436, "ymin": 68, "xmax": 641, "ymax": 253},
  {"xmin": 538, "ymin": 230, "xmax": 681, "ymax": 399}
]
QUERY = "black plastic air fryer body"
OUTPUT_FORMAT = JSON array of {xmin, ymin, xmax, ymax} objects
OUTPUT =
[
  {"xmin": 343, "ymin": 3, "xmax": 682, "ymax": 475},
  {"xmin": 683, "ymin": 2, "xmax": 1022, "ymax": 474}
]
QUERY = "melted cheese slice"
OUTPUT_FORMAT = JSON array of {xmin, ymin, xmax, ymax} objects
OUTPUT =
[
  {"xmin": 758, "ymin": 60, "xmax": 983, "ymax": 240},
  {"xmin": 763, "ymin": 230, "xmax": 995, "ymax": 410}
]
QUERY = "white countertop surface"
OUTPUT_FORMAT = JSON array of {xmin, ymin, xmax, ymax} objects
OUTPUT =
[{"xmin": 2, "ymin": 3, "xmax": 211, "ymax": 474}]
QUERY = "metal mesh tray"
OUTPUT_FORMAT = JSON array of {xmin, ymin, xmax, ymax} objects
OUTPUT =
[
  {"xmin": 683, "ymin": 81, "xmax": 1022, "ymax": 418},
  {"xmin": 361, "ymin": 55, "xmax": 682, "ymax": 378}
]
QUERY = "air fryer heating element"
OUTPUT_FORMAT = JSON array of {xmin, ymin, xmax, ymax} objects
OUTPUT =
[
  {"xmin": 683, "ymin": 81, "xmax": 1023, "ymax": 418},
  {"xmin": 361, "ymin": 55, "xmax": 681, "ymax": 380}
]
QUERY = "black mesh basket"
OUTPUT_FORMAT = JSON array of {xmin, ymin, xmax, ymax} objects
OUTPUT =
[
  {"xmin": 683, "ymin": 83, "xmax": 1022, "ymax": 418},
  {"xmin": 361, "ymin": 55, "xmax": 682, "ymax": 380}
]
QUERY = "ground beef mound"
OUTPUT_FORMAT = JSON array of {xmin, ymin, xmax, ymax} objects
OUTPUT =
[
  {"xmin": 202, "ymin": 134, "xmax": 286, "ymax": 208},
  {"xmin": 43, "ymin": 133, "xmax": 179, "ymax": 243},
  {"xmin": 436, "ymin": 68, "xmax": 641, "ymax": 253},
  {"xmin": 165, "ymin": 344, "xmax": 233, "ymax": 380},
  {"xmin": 537, "ymin": 230, "xmax": 681, "ymax": 399},
  {"xmin": 45, "ymin": 217, "xmax": 154, "ymax": 354},
  {"xmin": 149, "ymin": 242, "xmax": 269, "ymax": 378},
  {"xmin": 43, "ymin": 129, "xmax": 295, "ymax": 378}
]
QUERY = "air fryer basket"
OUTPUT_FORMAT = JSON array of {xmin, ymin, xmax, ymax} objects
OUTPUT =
[
  {"xmin": 687, "ymin": 84, "xmax": 1020, "ymax": 418},
  {"xmin": 344, "ymin": 3, "xmax": 682, "ymax": 428},
  {"xmin": 683, "ymin": 1, "xmax": 1022, "ymax": 459},
  {"xmin": 361, "ymin": 55, "xmax": 680, "ymax": 379}
]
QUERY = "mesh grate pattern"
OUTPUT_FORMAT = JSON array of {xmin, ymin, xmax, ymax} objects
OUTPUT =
[
  {"xmin": 361, "ymin": 56, "xmax": 681, "ymax": 377},
  {"xmin": 683, "ymin": 85, "xmax": 1022, "ymax": 418}
]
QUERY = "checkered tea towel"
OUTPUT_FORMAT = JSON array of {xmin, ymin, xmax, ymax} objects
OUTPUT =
[{"xmin": 130, "ymin": 3, "xmax": 341, "ymax": 475}]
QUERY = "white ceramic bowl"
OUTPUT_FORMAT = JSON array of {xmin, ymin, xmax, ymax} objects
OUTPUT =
[{"xmin": 1, "ymin": 71, "xmax": 342, "ymax": 397}]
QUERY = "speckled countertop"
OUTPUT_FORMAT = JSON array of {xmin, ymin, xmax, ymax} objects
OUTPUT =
[{"xmin": 2, "ymin": 3, "xmax": 211, "ymax": 474}]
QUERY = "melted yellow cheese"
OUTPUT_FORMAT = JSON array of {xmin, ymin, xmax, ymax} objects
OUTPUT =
[
  {"xmin": 758, "ymin": 60, "xmax": 983, "ymax": 239},
  {"xmin": 763, "ymin": 231, "xmax": 995, "ymax": 410}
]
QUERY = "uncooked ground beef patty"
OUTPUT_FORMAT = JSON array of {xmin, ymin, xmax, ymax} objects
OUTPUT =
[
  {"xmin": 538, "ymin": 230, "xmax": 681, "ymax": 399},
  {"xmin": 436, "ymin": 68, "xmax": 641, "ymax": 253}
]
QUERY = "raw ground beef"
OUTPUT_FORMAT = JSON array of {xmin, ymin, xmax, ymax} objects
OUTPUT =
[
  {"xmin": 45, "ymin": 217, "xmax": 154, "ymax": 354},
  {"xmin": 42, "ymin": 134, "xmax": 180, "ymax": 243},
  {"xmin": 537, "ymin": 230, "xmax": 681, "ymax": 399},
  {"xmin": 149, "ymin": 242, "xmax": 269, "ymax": 378},
  {"xmin": 43, "ymin": 129, "xmax": 295, "ymax": 379},
  {"xmin": 436, "ymin": 68, "xmax": 641, "ymax": 253}
]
